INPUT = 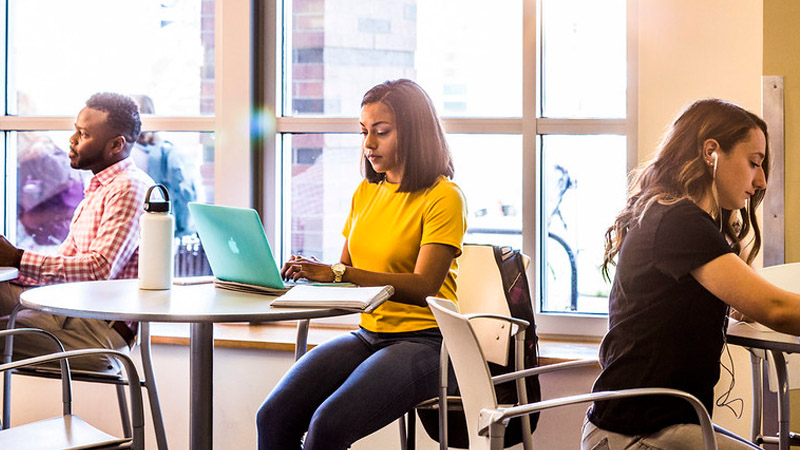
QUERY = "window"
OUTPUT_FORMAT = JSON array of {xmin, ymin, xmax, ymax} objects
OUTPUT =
[
  {"xmin": 1, "ymin": 0, "xmax": 230, "ymax": 279},
  {"xmin": 264, "ymin": 0, "xmax": 634, "ymax": 336}
]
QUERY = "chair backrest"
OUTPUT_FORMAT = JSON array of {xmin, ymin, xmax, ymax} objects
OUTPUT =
[
  {"xmin": 456, "ymin": 244, "xmax": 530, "ymax": 366},
  {"xmin": 429, "ymin": 297, "xmax": 500, "ymax": 449}
]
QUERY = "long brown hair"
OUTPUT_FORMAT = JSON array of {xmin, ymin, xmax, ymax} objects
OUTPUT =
[
  {"xmin": 601, "ymin": 99, "xmax": 770, "ymax": 280},
  {"xmin": 360, "ymin": 79, "xmax": 454, "ymax": 192}
]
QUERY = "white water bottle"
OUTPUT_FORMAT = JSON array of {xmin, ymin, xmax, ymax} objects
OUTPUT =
[{"xmin": 139, "ymin": 184, "xmax": 175, "ymax": 290}]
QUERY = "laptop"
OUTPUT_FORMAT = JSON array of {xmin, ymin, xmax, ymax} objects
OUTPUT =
[{"xmin": 188, "ymin": 202, "xmax": 288, "ymax": 290}]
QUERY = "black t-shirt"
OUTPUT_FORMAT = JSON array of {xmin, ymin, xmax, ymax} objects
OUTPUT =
[{"xmin": 588, "ymin": 200, "xmax": 734, "ymax": 435}]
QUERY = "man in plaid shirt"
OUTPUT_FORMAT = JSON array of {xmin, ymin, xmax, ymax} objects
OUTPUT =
[{"xmin": 0, "ymin": 92, "xmax": 155, "ymax": 372}]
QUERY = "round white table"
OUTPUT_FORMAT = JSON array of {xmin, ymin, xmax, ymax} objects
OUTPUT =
[
  {"xmin": 0, "ymin": 267, "xmax": 18, "ymax": 282},
  {"xmin": 20, "ymin": 279, "xmax": 354, "ymax": 450}
]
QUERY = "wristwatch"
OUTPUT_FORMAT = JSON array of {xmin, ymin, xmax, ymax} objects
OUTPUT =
[{"xmin": 331, "ymin": 262, "xmax": 346, "ymax": 283}]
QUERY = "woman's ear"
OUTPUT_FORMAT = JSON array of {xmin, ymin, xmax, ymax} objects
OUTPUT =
[{"xmin": 702, "ymin": 139, "xmax": 719, "ymax": 166}]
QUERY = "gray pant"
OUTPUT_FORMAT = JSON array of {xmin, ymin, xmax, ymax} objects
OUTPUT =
[
  {"xmin": 0, "ymin": 281, "xmax": 128, "ymax": 373},
  {"xmin": 581, "ymin": 416, "xmax": 760, "ymax": 450}
]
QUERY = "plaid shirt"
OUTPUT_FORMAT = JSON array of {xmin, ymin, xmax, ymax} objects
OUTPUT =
[{"xmin": 17, "ymin": 158, "xmax": 154, "ymax": 286}]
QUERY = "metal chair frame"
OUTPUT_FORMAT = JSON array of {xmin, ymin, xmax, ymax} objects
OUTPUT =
[
  {"xmin": 2, "ymin": 304, "xmax": 167, "ymax": 449},
  {"xmin": 0, "ymin": 328, "xmax": 145, "ymax": 449}
]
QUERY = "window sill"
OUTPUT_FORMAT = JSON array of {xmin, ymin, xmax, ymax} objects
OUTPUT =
[{"xmin": 149, "ymin": 322, "xmax": 600, "ymax": 365}]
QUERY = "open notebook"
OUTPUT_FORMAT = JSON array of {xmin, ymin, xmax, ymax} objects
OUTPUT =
[{"xmin": 271, "ymin": 285, "xmax": 394, "ymax": 312}]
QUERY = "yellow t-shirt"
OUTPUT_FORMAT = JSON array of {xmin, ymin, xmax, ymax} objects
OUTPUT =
[{"xmin": 343, "ymin": 176, "xmax": 467, "ymax": 332}]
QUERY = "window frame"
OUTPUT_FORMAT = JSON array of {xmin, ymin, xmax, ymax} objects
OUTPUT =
[
  {"xmin": 1, "ymin": 0, "xmax": 254, "ymax": 240},
  {"xmin": 260, "ymin": 0, "xmax": 639, "ymax": 338}
]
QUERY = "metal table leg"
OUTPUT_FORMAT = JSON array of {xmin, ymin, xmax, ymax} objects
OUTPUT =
[
  {"xmin": 771, "ymin": 350, "xmax": 790, "ymax": 450},
  {"xmin": 190, "ymin": 322, "xmax": 214, "ymax": 450},
  {"xmin": 748, "ymin": 350, "xmax": 764, "ymax": 445}
]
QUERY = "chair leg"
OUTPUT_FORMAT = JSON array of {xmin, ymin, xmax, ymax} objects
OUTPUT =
[
  {"xmin": 488, "ymin": 422, "xmax": 507, "ymax": 450},
  {"xmin": 2, "ymin": 303, "xmax": 22, "ymax": 430},
  {"xmin": 398, "ymin": 415, "xmax": 408, "ymax": 450},
  {"xmin": 407, "ymin": 411, "xmax": 416, "ymax": 450},
  {"xmin": 140, "ymin": 322, "xmax": 169, "ymax": 450},
  {"xmin": 116, "ymin": 383, "xmax": 132, "ymax": 438},
  {"xmin": 397, "ymin": 412, "xmax": 417, "ymax": 450},
  {"xmin": 1, "ymin": 370, "xmax": 9, "ymax": 429}
]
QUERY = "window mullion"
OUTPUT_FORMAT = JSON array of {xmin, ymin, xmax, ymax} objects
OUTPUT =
[
  {"xmin": 536, "ymin": 118, "xmax": 628, "ymax": 135},
  {"xmin": 0, "ymin": 116, "xmax": 215, "ymax": 132}
]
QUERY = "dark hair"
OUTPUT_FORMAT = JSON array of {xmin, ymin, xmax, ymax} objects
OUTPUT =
[
  {"xmin": 85, "ymin": 92, "xmax": 141, "ymax": 146},
  {"xmin": 360, "ymin": 79, "xmax": 454, "ymax": 192},
  {"xmin": 602, "ymin": 98, "xmax": 770, "ymax": 280}
]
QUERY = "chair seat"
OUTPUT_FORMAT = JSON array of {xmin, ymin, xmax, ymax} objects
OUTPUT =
[
  {"xmin": 13, "ymin": 366, "xmax": 126, "ymax": 383},
  {"xmin": 0, "ymin": 414, "xmax": 131, "ymax": 449},
  {"xmin": 415, "ymin": 397, "xmax": 517, "ymax": 412},
  {"xmin": 415, "ymin": 396, "xmax": 464, "ymax": 411}
]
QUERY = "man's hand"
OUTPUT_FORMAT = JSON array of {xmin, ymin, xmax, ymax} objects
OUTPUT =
[{"xmin": 0, "ymin": 235, "xmax": 24, "ymax": 268}]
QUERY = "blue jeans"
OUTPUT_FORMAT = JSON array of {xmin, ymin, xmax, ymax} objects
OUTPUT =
[{"xmin": 256, "ymin": 327, "xmax": 456, "ymax": 450}]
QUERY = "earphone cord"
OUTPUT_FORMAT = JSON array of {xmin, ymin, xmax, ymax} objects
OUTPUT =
[
  {"xmin": 716, "ymin": 341, "xmax": 744, "ymax": 419},
  {"xmin": 711, "ymin": 156, "xmax": 723, "ymax": 232}
]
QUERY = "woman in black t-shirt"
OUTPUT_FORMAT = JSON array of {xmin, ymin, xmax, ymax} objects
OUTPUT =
[{"xmin": 582, "ymin": 99, "xmax": 800, "ymax": 450}]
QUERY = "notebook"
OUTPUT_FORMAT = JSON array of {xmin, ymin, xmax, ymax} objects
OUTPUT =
[
  {"xmin": 271, "ymin": 285, "xmax": 394, "ymax": 312},
  {"xmin": 188, "ymin": 202, "xmax": 289, "ymax": 292}
]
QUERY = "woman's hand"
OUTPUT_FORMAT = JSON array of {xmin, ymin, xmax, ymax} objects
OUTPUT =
[
  {"xmin": 280, "ymin": 254, "xmax": 335, "ymax": 282},
  {"xmin": 729, "ymin": 308, "xmax": 753, "ymax": 323}
]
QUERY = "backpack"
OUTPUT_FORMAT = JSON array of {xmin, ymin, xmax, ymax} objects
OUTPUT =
[{"xmin": 418, "ymin": 245, "xmax": 541, "ymax": 448}]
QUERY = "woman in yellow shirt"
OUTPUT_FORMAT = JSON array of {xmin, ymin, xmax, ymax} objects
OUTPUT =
[{"xmin": 256, "ymin": 79, "xmax": 467, "ymax": 449}]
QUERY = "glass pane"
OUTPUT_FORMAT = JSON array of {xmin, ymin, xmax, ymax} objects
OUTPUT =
[
  {"xmin": 287, "ymin": 0, "xmax": 522, "ymax": 117},
  {"xmin": 541, "ymin": 0, "xmax": 626, "ymax": 119},
  {"xmin": 450, "ymin": 135, "xmax": 522, "ymax": 249},
  {"xmin": 9, "ymin": 0, "xmax": 214, "ymax": 116},
  {"xmin": 541, "ymin": 135, "xmax": 626, "ymax": 314},
  {"xmin": 284, "ymin": 134, "xmax": 364, "ymax": 262},
  {"xmin": 283, "ymin": 133, "xmax": 522, "ymax": 263},
  {"xmin": 14, "ymin": 130, "xmax": 214, "ymax": 276}
]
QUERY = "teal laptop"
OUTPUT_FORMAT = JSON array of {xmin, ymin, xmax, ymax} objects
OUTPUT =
[{"xmin": 188, "ymin": 202, "xmax": 287, "ymax": 289}]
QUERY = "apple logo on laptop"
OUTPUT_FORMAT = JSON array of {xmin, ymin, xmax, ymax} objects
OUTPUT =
[{"xmin": 228, "ymin": 237, "xmax": 240, "ymax": 254}]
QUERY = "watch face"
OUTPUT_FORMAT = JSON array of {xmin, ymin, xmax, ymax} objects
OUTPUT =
[{"xmin": 332, "ymin": 263, "xmax": 345, "ymax": 283}]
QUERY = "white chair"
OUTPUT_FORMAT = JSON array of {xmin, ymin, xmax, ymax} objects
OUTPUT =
[
  {"xmin": 400, "ymin": 244, "xmax": 547, "ymax": 450},
  {"xmin": 0, "ymin": 328, "xmax": 145, "ymax": 449},
  {"xmin": 2, "ymin": 305, "xmax": 167, "ymax": 449},
  {"xmin": 427, "ymin": 297, "xmax": 719, "ymax": 450}
]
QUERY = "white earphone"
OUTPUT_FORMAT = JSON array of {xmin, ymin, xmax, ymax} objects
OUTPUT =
[{"xmin": 708, "ymin": 151, "xmax": 718, "ymax": 179}]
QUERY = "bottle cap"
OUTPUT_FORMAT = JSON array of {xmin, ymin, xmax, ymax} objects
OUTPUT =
[{"xmin": 144, "ymin": 184, "xmax": 171, "ymax": 213}]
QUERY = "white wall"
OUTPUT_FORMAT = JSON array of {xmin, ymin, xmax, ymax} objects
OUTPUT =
[{"xmin": 637, "ymin": 0, "xmax": 763, "ymax": 163}]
